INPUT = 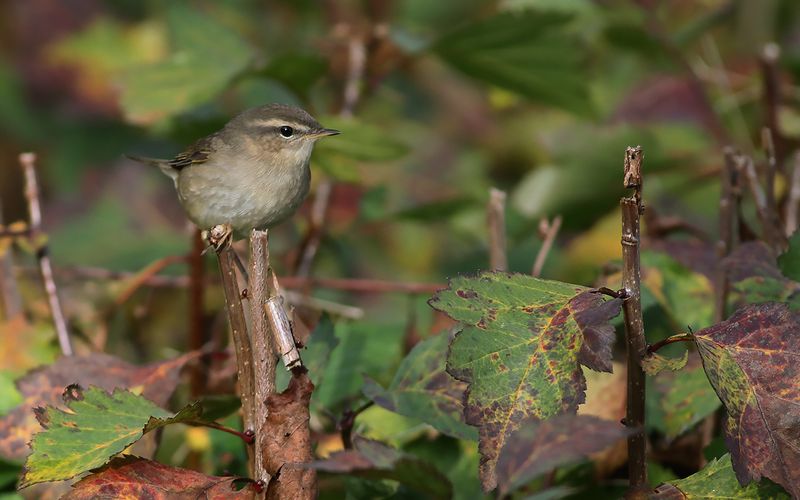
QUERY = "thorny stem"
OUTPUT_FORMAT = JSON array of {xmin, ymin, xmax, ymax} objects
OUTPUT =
[
  {"xmin": 646, "ymin": 332, "xmax": 695, "ymax": 354},
  {"xmin": 212, "ymin": 231, "xmax": 257, "ymax": 477},
  {"xmin": 249, "ymin": 229, "xmax": 278, "ymax": 486},
  {"xmin": 621, "ymin": 146, "xmax": 647, "ymax": 495},
  {"xmin": 487, "ymin": 188, "xmax": 508, "ymax": 271},
  {"xmin": 19, "ymin": 153, "xmax": 73, "ymax": 356}
]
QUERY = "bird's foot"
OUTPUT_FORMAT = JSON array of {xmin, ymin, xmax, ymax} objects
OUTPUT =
[{"xmin": 203, "ymin": 224, "xmax": 234, "ymax": 253}]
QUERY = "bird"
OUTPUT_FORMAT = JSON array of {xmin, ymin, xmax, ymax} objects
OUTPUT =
[{"xmin": 127, "ymin": 103, "xmax": 339, "ymax": 239}]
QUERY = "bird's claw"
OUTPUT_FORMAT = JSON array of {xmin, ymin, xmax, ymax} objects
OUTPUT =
[{"xmin": 203, "ymin": 224, "xmax": 234, "ymax": 253}]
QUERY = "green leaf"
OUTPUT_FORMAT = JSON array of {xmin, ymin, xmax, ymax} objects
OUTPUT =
[
  {"xmin": 21, "ymin": 386, "xmax": 205, "ymax": 488},
  {"xmin": 652, "ymin": 454, "xmax": 790, "ymax": 499},
  {"xmin": 693, "ymin": 303, "xmax": 800, "ymax": 496},
  {"xmin": 653, "ymin": 353, "xmax": 720, "ymax": 440},
  {"xmin": 433, "ymin": 11, "xmax": 593, "ymax": 115},
  {"xmin": 778, "ymin": 231, "xmax": 800, "ymax": 281},
  {"xmin": 277, "ymin": 314, "xmax": 339, "ymax": 393},
  {"xmin": 495, "ymin": 414, "xmax": 632, "ymax": 497},
  {"xmin": 260, "ymin": 53, "xmax": 328, "ymax": 99},
  {"xmin": 0, "ymin": 373, "xmax": 21, "ymax": 416},
  {"xmin": 119, "ymin": 4, "xmax": 255, "ymax": 124},
  {"xmin": 429, "ymin": 272, "xmax": 622, "ymax": 490},
  {"xmin": 642, "ymin": 350, "xmax": 689, "ymax": 376},
  {"xmin": 641, "ymin": 251, "xmax": 715, "ymax": 330},
  {"xmin": 363, "ymin": 333, "xmax": 478, "ymax": 441},
  {"xmin": 308, "ymin": 436, "xmax": 452, "ymax": 500}
]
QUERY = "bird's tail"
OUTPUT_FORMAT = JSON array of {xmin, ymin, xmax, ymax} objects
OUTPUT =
[{"xmin": 125, "ymin": 154, "xmax": 179, "ymax": 183}]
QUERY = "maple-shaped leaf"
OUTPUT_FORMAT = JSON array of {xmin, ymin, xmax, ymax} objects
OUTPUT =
[
  {"xmin": 21, "ymin": 386, "xmax": 205, "ymax": 488},
  {"xmin": 0, "ymin": 351, "xmax": 197, "ymax": 462},
  {"xmin": 307, "ymin": 436, "xmax": 452, "ymax": 500},
  {"xmin": 495, "ymin": 414, "xmax": 632, "ymax": 497},
  {"xmin": 428, "ymin": 272, "xmax": 622, "ymax": 490},
  {"xmin": 651, "ymin": 453, "xmax": 790, "ymax": 499},
  {"xmin": 693, "ymin": 302, "xmax": 800, "ymax": 496},
  {"xmin": 62, "ymin": 456, "xmax": 253, "ymax": 499},
  {"xmin": 363, "ymin": 332, "xmax": 477, "ymax": 441}
]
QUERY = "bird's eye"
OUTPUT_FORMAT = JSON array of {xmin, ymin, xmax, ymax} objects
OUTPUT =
[{"xmin": 279, "ymin": 126, "xmax": 294, "ymax": 138}]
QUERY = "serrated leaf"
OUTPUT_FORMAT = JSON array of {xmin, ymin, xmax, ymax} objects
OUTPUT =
[
  {"xmin": 495, "ymin": 415, "xmax": 632, "ymax": 497},
  {"xmin": 433, "ymin": 11, "xmax": 592, "ymax": 115},
  {"xmin": 62, "ymin": 456, "xmax": 253, "ymax": 499},
  {"xmin": 428, "ymin": 272, "xmax": 622, "ymax": 490},
  {"xmin": 652, "ymin": 454, "xmax": 790, "ymax": 499},
  {"xmin": 308, "ymin": 436, "xmax": 452, "ymax": 500},
  {"xmin": 653, "ymin": 353, "xmax": 720, "ymax": 440},
  {"xmin": 363, "ymin": 332, "xmax": 478, "ymax": 441},
  {"xmin": 119, "ymin": 5, "xmax": 254, "ymax": 124},
  {"xmin": 642, "ymin": 350, "xmax": 688, "ymax": 376},
  {"xmin": 0, "ymin": 352, "xmax": 197, "ymax": 462},
  {"xmin": 693, "ymin": 302, "xmax": 800, "ymax": 496},
  {"xmin": 21, "ymin": 387, "xmax": 208, "ymax": 488}
]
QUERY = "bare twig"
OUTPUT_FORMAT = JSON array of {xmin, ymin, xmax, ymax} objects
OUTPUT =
[
  {"xmin": 189, "ymin": 229, "xmax": 208, "ymax": 396},
  {"xmin": 487, "ymin": 188, "xmax": 508, "ymax": 271},
  {"xmin": 762, "ymin": 127, "xmax": 779, "ymax": 222},
  {"xmin": 249, "ymin": 229, "xmax": 277, "ymax": 486},
  {"xmin": 0, "ymin": 202, "xmax": 23, "ymax": 319},
  {"xmin": 532, "ymin": 216, "xmax": 562, "ymax": 277},
  {"xmin": 715, "ymin": 149, "xmax": 739, "ymax": 323},
  {"xmin": 338, "ymin": 401, "xmax": 374, "ymax": 449},
  {"xmin": 209, "ymin": 225, "xmax": 256, "ymax": 476},
  {"xmin": 293, "ymin": 181, "xmax": 333, "ymax": 278},
  {"xmin": 114, "ymin": 254, "xmax": 187, "ymax": 306},
  {"xmin": 340, "ymin": 37, "xmax": 367, "ymax": 118},
  {"xmin": 738, "ymin": 153, "xmax": 788, "ymax": 252},
  {"xmin": 621, "ymin": 146, "xmax": 647, "ymax": 495},
  {"xmin": 265, "ymin": 271, "xmax": 303, "ymax": 370},
  {"xmin": 55, "ymin": 266, "xmax": 190, "ymax": 287},
  {"xmin": 786, "ymin": 152, "xmax": 800, "ymax": 236},
  {"xmin": 760, "ymin": 43, "xmax": 784, "ymax": 164},
  {"xmin": 284, "ymin": 290, "xmax": 363, "ymax": 319},
  {"xmin": 20, "ymin": 153, "xmax": 73, "ymax": 356}
]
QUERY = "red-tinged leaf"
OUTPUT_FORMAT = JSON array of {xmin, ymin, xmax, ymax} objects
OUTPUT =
[
  {"xmin": 694, "ymin": 302, "xmax": 800, "ymax": 496},
  {"xmin": 0, "ymin": 352, "xmax": 198, "ymax": 462},
  {"xmin": 428, "ymin": 272, "xmax": 622, "ymax": 491},
  {"xmin": 308, "ymin": 436, "xmax": 452, "ymax": 500},
  {"xmin": 495, "ymin": 414, "xmax": 633, "ymax": 497},
  {"xmin": 62, "ymin": 456, "xmax": 253, "ymax": 499}
]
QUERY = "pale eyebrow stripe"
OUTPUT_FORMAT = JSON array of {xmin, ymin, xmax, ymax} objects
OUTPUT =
[{"xmin": 248, "ymin": 118, "xmax": 308, "ymax": 130}]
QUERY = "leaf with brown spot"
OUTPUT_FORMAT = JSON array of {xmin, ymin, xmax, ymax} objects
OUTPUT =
[
  {"xmin": 495, "ymin": 414, "xmax": 633, "ymax": 497},
  {"xmin": 62, "ymin": 456, "xmax": 253, "ymax": 499},
  {"xmin": 428, "ymin": 272, "xmax": 622, "ymax": 491},
  {"xmin": 362, "ymin": 332, "xmax": 477, "ymax": 441},
  {"xmin": 0, "ymin": 351, "xmax": 197, "ymax": 462},
  {"xmin": 307, "ymin": 436, "xmax": 452, "ymax": 500},
  {"xmin": 642, "ymin": 350, "xmax": 688, "ymax": 376},
  {"xmin": 693, "ymin": 302, "xmax": 800, "ymax": 496}
]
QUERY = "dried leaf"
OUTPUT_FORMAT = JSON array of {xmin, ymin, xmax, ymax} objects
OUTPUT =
[
  {"xmin": 428, "ymin": 272, "xmax": 622, "ymax": 490},
  {"xmin": 21, "ymin": 386, "xmax": 202, "ymax": 487},
  {"xmin": 362, "ymin": 332, "xmax": 477, "ymax": 441},
  {"xmin": 308, "ymin": 436, "xmax": 452, "ymax": 500},
  {"xmin": 642, "ymin": 350, "xmax": 688, "ymax": 376},
  {"xmin": 652, "ymin": 454, "xmax": 789, "ymax": 499},
  {"xmin": 62, "ymin": 456, "xmax": 253, "ymax": 499},
  {"xmin": 0, "ymin": 352, "xmax": 197, "ymax": 462},
  {"xmin": 495, "ymin": 414, "xmax": 632, "ymax": 497},
  {"xmin": 694, "ymin": 302, "xmax": 800, "ymax": 496}
]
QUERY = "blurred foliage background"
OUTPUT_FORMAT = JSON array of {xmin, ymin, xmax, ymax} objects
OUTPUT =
[{"xmin": 2, "ymin": 0, "xmax": 800, "ymax": 497}]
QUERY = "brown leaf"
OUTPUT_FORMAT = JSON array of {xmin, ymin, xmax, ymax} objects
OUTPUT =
[
  {"xmin": 0, "ymin": 352, "xmax": 198, "ymax": 461},
  {"xmin": 694, "ymin": 302, "xmax": 800, "ymax": 496},
  {"xmin": 495, "ymin": 414, "xmax": 633, "ymax": 497},
  {"xmin": 62, "ymin": 456, "xmax": 253, "ymax": 499}
]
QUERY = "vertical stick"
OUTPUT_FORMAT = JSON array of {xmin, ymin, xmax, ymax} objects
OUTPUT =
[
  {"xmin": 213, "ymin": 233, "xmax": 256, "ymax": 476},
  {"xmin": 785, "ymin": 152, "xmax": 800, "ymax": 237},
  {"xmin": 188, "ymin": 229, "xmax": 207, "ymax": 396},
  {"xmin": 293, "ymin": 181, "xmax": 333, "ymax": 278},
  {"xmin": 739, "ymin": 154, "xmax": 788, "ymax": 252},
  {"xmin": 249, "ymin": 229, "xmax": 277, "ymax": 486},
  {"xmin": 0, "ymin": 199, "xmax": 22, "ymax": 319},
  {"xmin": 487, "ymin": 188, "xmax": 508, "ymax": 271},
  {"xmin": 715, "ymin": 149, "xmax": 739, "ymax": 323},
  {"xmin": 621, "ymin": 146, "xmax": 647, "ymax": 494},
  {"xmin": 532, "ymin": 216, "xmax": 562, "ymax": 277},
  {"xmin": 19, "ymin": 153, "xmax": 73, "ymax": 356}
]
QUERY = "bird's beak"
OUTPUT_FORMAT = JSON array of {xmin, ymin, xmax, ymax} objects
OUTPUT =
[{"xmin": 309, "ymin": 128, "xmax": 340, "ymax": 139}]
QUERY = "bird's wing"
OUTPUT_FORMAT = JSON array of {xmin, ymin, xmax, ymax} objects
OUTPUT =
[{"xmin": 168, "ymin": 133, "xmax": 218, "ymax": 170}]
